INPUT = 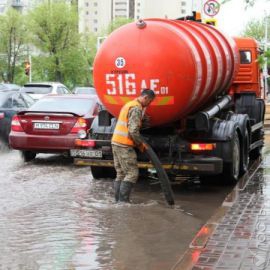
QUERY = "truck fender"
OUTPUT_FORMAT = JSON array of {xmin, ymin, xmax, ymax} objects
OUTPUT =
[
  {"xmin": 227, "ymin": 113, "xmax": 251, "ymax": 149},
  {"xmin": 211, "ymin": 119, "xmax": 241, "ymax": 163}
]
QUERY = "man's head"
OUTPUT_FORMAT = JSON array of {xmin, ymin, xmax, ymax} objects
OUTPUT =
[{"xmin": 138, "ymin": 89, "xmax": 156, "ymax": 107}]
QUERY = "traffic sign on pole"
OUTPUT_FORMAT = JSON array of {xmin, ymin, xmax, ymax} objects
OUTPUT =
[{"xmin": 204, "ymin": 0, "xmax": 220, "ymax": 17}]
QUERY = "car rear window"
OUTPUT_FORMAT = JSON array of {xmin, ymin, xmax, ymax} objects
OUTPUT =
[
  {"xmin": 21, "ymin": 85, "xmax": 53, "ymax": 94},
  {"xmin": 29, "ymin": 97, "xmax": 95, "ymax": 115}
]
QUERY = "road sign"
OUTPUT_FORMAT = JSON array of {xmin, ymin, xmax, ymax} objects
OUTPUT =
[{"xmin": 204, "ymin": 0, "xmax": 220, "ymax": 17}]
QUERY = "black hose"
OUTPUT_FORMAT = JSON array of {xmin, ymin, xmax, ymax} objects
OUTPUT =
[{"xmin": 142, "ymin": 140, "xmax": 175, "ymax": 206}]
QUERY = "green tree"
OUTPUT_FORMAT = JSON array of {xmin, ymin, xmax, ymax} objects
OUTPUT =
[
  {"xmin": 79, "ymin": 32, "xmax": 98, "ymax": 86},
  {"xmin": 106, "ymin": 17, "xmax": 133, "ymax": 35},
  {"xmin": 0, "ymin": 8, "xmax": 28, "ymax": 83},
  {"xmin": 241, "ymin": 19, "xmax": 266, "ymax": 42},
  {"xmin": 221, "ymin": 0, "xmax": 268, "ymax": 6},
  {"xmin": 28, "ymin": 1, "xmax": 81, "ymax": 84},
  {"xmin": 241, "ymin": 17, "xmax": 270, "ymax": 67}
]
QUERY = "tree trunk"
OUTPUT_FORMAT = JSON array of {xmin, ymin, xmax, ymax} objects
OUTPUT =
[{"xmin": 55, "ymin": 57, "xmax": 62, "ymax": 82}]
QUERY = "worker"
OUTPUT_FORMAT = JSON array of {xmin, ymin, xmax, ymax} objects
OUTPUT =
[{"xmin": 111, "ymin": 89, "xmax": 156, "ymax": 203}]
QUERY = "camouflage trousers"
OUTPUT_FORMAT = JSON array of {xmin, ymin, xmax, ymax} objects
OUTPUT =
[{"xmin": 112, "ymin": 144, "xmax": 139, "ymax": 184}]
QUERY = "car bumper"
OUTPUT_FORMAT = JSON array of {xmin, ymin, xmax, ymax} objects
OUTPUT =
[{"xmin": 9, "ymin": 131, "xmax": 77, "ymax": 152}]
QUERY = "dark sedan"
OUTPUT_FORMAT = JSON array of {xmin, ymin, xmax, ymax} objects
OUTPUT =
[
  {"xmin": 9, "ymin": 95, "xmax": 100, "ymax": 162},
  {"xmin": 0, "ymin": 91, "xmax": 35, "ymax": 144}
]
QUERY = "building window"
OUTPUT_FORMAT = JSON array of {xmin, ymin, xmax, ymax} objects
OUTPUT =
[
  {"xmin": 115, "ymin": 1, "xmax": 127, "ymax": 5},
  {"xmin": 94, "ymin": 10, "xmax": 98, "ymax": 15},
  {"xmin": 93, "ymin": 19, "xmax": 98, "ymax": 23},
  {"xmin": 94, "ymin": 2, "xmax": 97, "ymax": 6},
  {"xmin": 94, "ymin": 27, "xmax": 98, "ymax": 32},
  {"xmin": 137, "ymin": 15, "xmax": 140, "ymax": 19},
  {"xmin": 181, "ymin": 1, "xmax": 186, "ymax": 6},
  {"xmin": 137, "ymin": 9, "xmax": 140, "ymax": 13},
  {"xmin": 86, "ymin": 11, "xmax": 89, "ymax": 15},
  {"xmin": 85, "ymin": 2, "xmax": 89, "ymax": 6},
  {"xmin": 137, "ymin": 2, "xmax": 140, "ymax": 6},
  {"xmin": 115, "ymin": 8, "xmax": 126, "ymax": 12},
  {"xmin": 181, "ymin": 9, "xmax": 186, "ymax": 13}
]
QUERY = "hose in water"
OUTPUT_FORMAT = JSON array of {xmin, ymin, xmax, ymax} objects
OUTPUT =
[{"xmin": 142, "ymin": 140, "xmax": 175, "ymax": 206}]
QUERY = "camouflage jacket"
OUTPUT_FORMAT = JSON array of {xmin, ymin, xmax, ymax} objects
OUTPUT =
[{"xmin": 128, "ymin": 105, "xmax": 143, "ymax": 146}]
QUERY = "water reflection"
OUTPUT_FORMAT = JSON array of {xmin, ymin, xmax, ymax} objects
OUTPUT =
[{"xmin": 0, "ymin": 151, "xmax": 235, "ymax": 270}]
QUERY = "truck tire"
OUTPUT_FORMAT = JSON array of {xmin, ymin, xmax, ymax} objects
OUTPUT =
[
  {"xmin": 21, "ymin": 151, "xmax": 36, "ymax": 162},
  {"xmin": 249, "ymin": 129, "xmax": 263, "ymax": 160},
  {"xmin": 240, "ymin": 128, "xmax": 250, "ymax": 175},
  {"xmin": 91, "ymin": 166, "xmax": 116, "ymax": 180},
  {"xmin": 222, "ymin": 131, "xmax": 240, "ymax": 183}
]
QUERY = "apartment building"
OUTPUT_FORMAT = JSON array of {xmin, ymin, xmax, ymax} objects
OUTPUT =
[
  {"xmin": 79, "ymin": 0, "xmax": 202, "ymax": 33},
  {"xmin": 0, "ymin": 0, "xmax": 74, "ymax": 14},
  {"xmin": 0, "ymin": 0, "xmax": 28, "ymax": 14}
]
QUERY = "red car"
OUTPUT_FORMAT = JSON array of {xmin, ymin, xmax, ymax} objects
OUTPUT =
[{"xmin": 9, "ymin": 94, "xmax": 100, "ymax": 161}]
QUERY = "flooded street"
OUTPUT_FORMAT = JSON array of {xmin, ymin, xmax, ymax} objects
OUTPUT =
[{"xmin": 0, "ymin": 150, "xmax": 235, "ymax": 270}]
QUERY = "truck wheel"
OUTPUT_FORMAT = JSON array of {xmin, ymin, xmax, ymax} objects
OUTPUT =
[
  {"xmin": 91, "ymin": 166, "xmax": 116, "ymax": 180},
  {"xmin": 21, "ymin": 151, "xmax": 36, "ymax": 162},
  {"xmin": 249, "ymin": 129, "xmax": 263, "ymax": 160},
  {"xmin": 240, "ymin": 128, "xmax": 250, "ymax": 175},
  {"xmin": 223, "ymin": 131, "xmax": 240, "ymax": 183}
]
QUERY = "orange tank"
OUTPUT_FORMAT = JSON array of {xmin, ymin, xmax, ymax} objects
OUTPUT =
[{"xmin": 93, "ymin": 19, "xmax": 240, "ymax": 127}]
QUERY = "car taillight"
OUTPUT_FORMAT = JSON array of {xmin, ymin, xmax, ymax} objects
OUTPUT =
[
  {"xmin": 75, "ymin": 139, "xmax": 96, "ymax": 147},
  {"xmin": 71, "ymin": 118, "xmax": 87, "ymax": 133},
  {"xmin": 190, "ymin": 143, "xmax": 216, "ymax": 151},
  {"xmin": 11, "ymin": 115, "xmax": 23, "ymax": 132},
  {"xmin": 0, "ymin": 112, "xmax": 4, "ymax": 119}
]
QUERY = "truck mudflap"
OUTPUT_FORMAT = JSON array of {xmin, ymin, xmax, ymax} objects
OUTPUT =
[{"xmin": 74, "ymin": 156, "xmax": 223, "ymax": 175}]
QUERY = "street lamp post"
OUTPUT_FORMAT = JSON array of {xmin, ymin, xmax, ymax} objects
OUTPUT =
[{"xmin": 29, "ymin": 55, "xmax": 32, "ymax": 83}]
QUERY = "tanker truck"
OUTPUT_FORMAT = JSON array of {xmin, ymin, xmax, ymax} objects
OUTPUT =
[{"xmin": 72, "ymin": 17, "xmax": 266, "ymax": 183}]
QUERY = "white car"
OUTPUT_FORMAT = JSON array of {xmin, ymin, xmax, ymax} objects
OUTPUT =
[{"xmin": 20, "ymin": 82, "xmax": 70, "ymax": 100}]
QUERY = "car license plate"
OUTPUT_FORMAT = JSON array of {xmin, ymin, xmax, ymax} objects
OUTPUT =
[
  {"xmin": 70, "ymin": 149, "xmax": 102, "ymax": 158},
  {"xmin": 34, "ymin": 122, "xmax": 60, "ymax": 130}
]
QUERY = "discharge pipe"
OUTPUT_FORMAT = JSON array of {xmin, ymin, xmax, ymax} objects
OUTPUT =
[{"xmin": 142, "ymin": 139, "xmax": 175, "ymax": 206}]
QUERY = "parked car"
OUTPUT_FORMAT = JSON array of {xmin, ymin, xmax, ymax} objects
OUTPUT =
[
  {"xmin": 0, "ymin": 91, "xmax": 35, "ymax": 144},
  {"xmin": 0, "ymin": 83, "xmax": 21, "ymax": 91},
  {"xmin": 20, "ymin": 82, "xmax": 69, "ymax": 100},
  {"xmin": 73, "ymin": 86, "xmax": 96, "ymax": 95},
  {"xmin": 9, "ymin": 95, "xmax": 100, "ymax": 162}
]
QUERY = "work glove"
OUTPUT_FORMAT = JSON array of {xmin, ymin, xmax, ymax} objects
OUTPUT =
[{"xmin": 138, "ymin": 142, "xmax": 148, "ymax": 153}]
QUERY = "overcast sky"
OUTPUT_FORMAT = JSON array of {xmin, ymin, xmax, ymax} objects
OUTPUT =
[{"xmin": 211, "ymin": 0, "xmax": 270, "ymax": 36}]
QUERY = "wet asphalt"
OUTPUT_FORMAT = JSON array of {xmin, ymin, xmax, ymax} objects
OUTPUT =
[{"xmin": 0, "ymin": 147, "xmax": 242, "ymax": 270}]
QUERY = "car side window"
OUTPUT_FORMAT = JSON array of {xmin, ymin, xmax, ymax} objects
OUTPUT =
[
  {"xmin": 12, "ymin": 94, "xmax": 27, "ymax": 108},
  {"xmin": 21, "ymin": 94, "xmax": 35, "ymax": 107},
  {"xmin": 63, "ymin": 87, "xmax": 69, "ymax": 94},
  {"xmin": 56, "ymin": 87, "xmax": 64, "ymax": 94},
  {"xmin": 58, "ymin": 87, "xmax": 69, "ymax": 94},
  {"xmin": 3, "ymin": 98, "xmax": 13, "ymax": 108}
]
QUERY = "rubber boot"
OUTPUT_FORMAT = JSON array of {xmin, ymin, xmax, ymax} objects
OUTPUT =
[
  {"xmin": 119, "ymin": 181, "xmax": 134, "ymax": 203},
  {"xmin": 114, "ymin": 180, "xmax": 121, "ymax": 202}
]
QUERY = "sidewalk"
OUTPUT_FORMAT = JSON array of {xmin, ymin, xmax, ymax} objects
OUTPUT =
[{"xmin": 172, "ymin": 153, "xmax": 270, "ymax": 270}]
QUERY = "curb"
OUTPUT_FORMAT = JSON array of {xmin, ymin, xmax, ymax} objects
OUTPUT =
[{"xmin": 170, "ymin": 158, "xmax": 262, "ymax": 270}]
